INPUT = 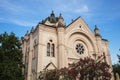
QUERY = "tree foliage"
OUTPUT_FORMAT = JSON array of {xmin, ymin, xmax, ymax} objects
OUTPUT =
[
  {"xmin": 112, "ymin": 55, "xmax": 120, "ymax": 80},
  {"xmin": 118, "ymin": 55, "xmax": 120, "ymax": 63},
  {"xmin": 113, "ymin": 64, "xmax": 120, "ymax": 80},
  {"xmin": 0, "ymin": 32, "xmax": 24, "ymax": 80},
  {"xmin": 39, "ymin": 55, "xmax": 112, "ymax": 80}
]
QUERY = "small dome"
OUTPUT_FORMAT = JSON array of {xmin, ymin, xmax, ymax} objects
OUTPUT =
[{"xmin": 94, "ymin": 25, "xmax": 101, "ymax": 37}]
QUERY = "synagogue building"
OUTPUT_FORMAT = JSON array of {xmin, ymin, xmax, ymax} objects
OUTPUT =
[{"xmin": 21, "ymin": 11, "xmax": 112, "ymax": 80}]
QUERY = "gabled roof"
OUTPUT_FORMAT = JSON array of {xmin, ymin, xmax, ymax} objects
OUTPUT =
[
  {"xmin": 66, "ymin": 16, "xmax": 94, "ymax": 34},
  {"xmin": 67, "ymin": 16, "xmax": 81, "ymax": 27}
]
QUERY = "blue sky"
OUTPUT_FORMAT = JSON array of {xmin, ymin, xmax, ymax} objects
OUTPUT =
[{"xmin": 0, "ymin": 0, "xmax": 120, "ymax": 64}]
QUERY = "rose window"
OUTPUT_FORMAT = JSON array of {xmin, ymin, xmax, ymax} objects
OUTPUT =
[{"xmin": 75, "ymin": 43, "xmax": 84, "ymax": 54}]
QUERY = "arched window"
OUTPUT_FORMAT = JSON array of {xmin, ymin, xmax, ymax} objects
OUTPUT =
[
  {"xmin": 51, "ymin": 44, "xmax": 54, "ymax": 57},
  {"xmin": 47, "ymin": 43, "xmax": 50, "ymax": 56},
  {"xmin": 47, "ymin": 40, "xmax": 55, "ymax": 57}
]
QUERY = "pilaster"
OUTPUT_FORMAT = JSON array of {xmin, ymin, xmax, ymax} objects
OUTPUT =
[
  {"xmin": 94, "ymin": 26, "xmax": 102, "ymax": 55},
  {"xmin": 22, "ymin": 39, "xmax": 26, "ymax": 77},
  {"xmin": 57, "ymin": 27, "xmax": 66, "ymax": 68},
  {"xmin": 36, "ymin": 27, "xmax": 43, "ymax": 78},
  {"xmin": 95, "ymin": 36, "xmax": 102, "ymax": 55},
  {"xmin": 27, "ymin": 33, "xmax": 33, "ymax": 80},
  {"xmin": 105, "ymin": 41, "xmax": 114, "ymax": 80}
]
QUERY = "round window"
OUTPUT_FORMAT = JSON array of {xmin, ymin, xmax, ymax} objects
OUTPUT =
[{"xmin": 75, "ymin": 43, "xmax": 85, "ymax": 54}]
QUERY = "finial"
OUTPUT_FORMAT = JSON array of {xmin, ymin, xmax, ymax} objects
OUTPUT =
[
  {"xmin": 95, "ymin": 25, "xmax": 99, "ymax": 30},
  {"xmin": 41, "ymin": 19, "xmax": 45, "ymax": 24},
  {"xmin": 58, "ymin": 13, "xmax": 64, "ymax": 27},
  {"xmin": 32, "ymin": 26, "xmax": 34, "ymax": 29},
  {"xmin": 60, "ymin": 13, "xmax": 62, "ymax": 16},
  {"xmin": 25, "ymin": 30, "xmax": 29, "ymax": 36},
  {"xmin": 31, "ymin": 26, "xmax": 34, "ymax": 33},
  {"xmin": 59, "ymin": 13, "xmax": 63, "ymax": 19},
  {"xmin": 94, "ymin": 25, "xmax": 101, "ymax": 37},
  {"xmin": 27, "ymin": 30, "xmax": 29, "ymax": 34},
  {"xmin": 21, "ymin": 36, "xmax": 24, "ymax": 41},
  {"xmin": 52, "ymin": 10, "xmax": 54, "ymax": 14},
  {"xmin": 51, "ymin": 10, "xmax": 55, "ymax": 16},
  {"xmin": 71, "ymin": 19, "xmax": 74, "ymax": 22}
]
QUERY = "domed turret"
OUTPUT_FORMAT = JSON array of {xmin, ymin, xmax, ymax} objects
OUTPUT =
[
  {"xmin": 58, "ymin": 13, "xmax": 64, "ymax": 27},
  {"xmin": 94, "ymin": 25, "xmax": 101, "ymax": 37},
  {"xmin": 50, "ymin": 11, "xmax": 55, "ymax": 17},
  {"xmin": 48, "ymin": 11, "xmax": 57, "ymax": 23}
]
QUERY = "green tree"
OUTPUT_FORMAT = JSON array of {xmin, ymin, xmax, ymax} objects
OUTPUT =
[
  {"xmin": 0, "ymin": 32, "xmax": 24, "ymax": 80},
  {"xmin": 112, "ymin": 55, "xmax": 120, "ymax": 80},
  {"xmin": 113, "ymin": 64, "xmax": 120, "ymax": 80},
  {"xmin": 118, "ymin": 55, "xmax": 120, "ymax": 63}
]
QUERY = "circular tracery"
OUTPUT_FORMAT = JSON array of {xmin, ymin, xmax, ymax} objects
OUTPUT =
[{"xmin": 75, "ymin": 43, "xmax": 84, "ymax": 54}]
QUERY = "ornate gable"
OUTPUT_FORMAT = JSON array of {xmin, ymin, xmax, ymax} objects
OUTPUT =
[{"xmin": 66, "ymin": 17, "xmax": 95, "ymax": 38}]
